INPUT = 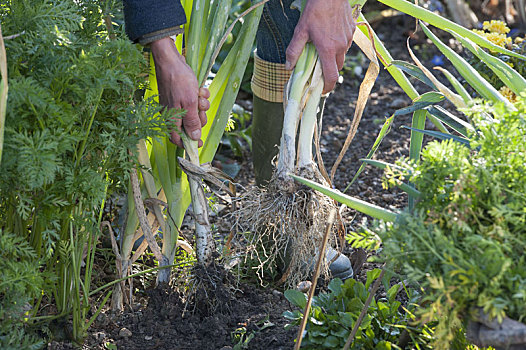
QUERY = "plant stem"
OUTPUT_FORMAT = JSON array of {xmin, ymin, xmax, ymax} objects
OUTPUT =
[
  {"xmin": 76, "ymin": 88, "xmax": 103, "ymax": 167},
  {"xmin": 181, "ymin": 134, "xmax": 213, "ymax": 266}
]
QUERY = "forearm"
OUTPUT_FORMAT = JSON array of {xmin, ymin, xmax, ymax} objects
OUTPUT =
[{"xmin": 122, "ymin": 0, "xmax": 186, "ymax": 45}]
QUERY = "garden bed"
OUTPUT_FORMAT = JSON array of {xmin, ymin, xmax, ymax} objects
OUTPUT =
[{"xmin": 45, "ymin": 11, "xmax": 453, "ymax": 349}]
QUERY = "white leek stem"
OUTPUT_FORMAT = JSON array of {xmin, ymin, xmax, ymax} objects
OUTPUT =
[
  {"xmin": 276, "ymin": 45, "xmax": 317, "ymax": 177},
  {"xmin": 297, "ymin": 58, "xmax": 323, "ymax": 169}
]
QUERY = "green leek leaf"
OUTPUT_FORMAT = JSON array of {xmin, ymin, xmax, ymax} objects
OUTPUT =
[{"xmin": 292, "ymin": 175, "xmax": 398, "ymax": 222}]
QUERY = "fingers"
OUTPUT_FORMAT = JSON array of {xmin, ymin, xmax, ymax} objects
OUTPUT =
[
  {"xmin": 198, "ymin": 96, "xmax": 210, "ymax": 112},
  {"xmin": 319, "ymin": 52, "xmax": 340, "ymax": 94},
  {"xmin": 285, "ymin": 28, "xmax": 309, "ymax": 70},
  {"xmin": 172, "ymin": 90, "xmax": 209, "ymax": 148},
  {"xmin": 199, "ymin": 87, "xmax": 210, "ymax": 99},
  {"xmin": 182, "ymin": 96, "xmax": 202, "ymax": 142},
  {"xmin": 336, "ymin": 52, "xmax": 345, "ymax": 72},
  {"xmin": 199, "ymin": 110, "xmax": 207, "ymax": 127}
]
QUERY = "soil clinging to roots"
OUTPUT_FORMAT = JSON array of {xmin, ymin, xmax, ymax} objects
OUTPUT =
[
  {"xmin": 234, "ymin": 166, "xmax": 339, "ymax": 288},
  {"xmin": 176, "ymin": 261, "xmax": 238, "ymax": 317}
]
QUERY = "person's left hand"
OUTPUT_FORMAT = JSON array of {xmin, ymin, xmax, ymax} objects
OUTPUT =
[
  {"xmin": 151, "ymin": 37, "xmax": 210, "ymax": 148},
  {"xmin": 285, "ymin": 0, "xmax": 356, "ymax": 94}
]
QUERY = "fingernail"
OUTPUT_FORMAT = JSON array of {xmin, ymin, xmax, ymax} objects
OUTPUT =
[
  {"xmin": 191, "ymin": 130, "xmax": 201, "ymax": 140},
  {"xmin": 285, "ymin": 60, "xmax": 291, "ymax": 70}
]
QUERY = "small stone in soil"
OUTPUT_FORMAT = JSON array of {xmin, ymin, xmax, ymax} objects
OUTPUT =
[
  {"xmin": 272, "ymin": 290, "xmax": 283, "ymax": 298},
  {"xmin": 94, "ymin": 332, "xmax": 106, "ymax": 341},
  {"xmin": 145, "ymin": 335, "xmax": 153, "ymax": 341},
  {"xmin": 119, "ymin": 327, "xmax": 132, "ymax": 338},
  {"xmin": 297, "ymin": 281, "xmax": 312, "ymax": 293}
]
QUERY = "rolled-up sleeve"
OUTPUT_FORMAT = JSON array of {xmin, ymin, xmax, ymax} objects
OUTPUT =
[{"xmin": 123, "ymin": 0, "xmax": 187, "ymax": 45}]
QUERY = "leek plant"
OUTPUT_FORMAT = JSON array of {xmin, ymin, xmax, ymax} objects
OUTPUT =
[
  {"xmin": 115, "ymin": 0, "xmax": 266, "ymax": 307},
  {"xmin": 235, "ymin": 41, "xmax": 336, "ymax": 287},
  {"xmin": 233, "ymin": 0, "xmax": 381, "ymax": 287}
]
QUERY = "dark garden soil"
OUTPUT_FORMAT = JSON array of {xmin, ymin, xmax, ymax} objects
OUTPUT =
[{"xmin": 48, "ymin": 8, "xmax": 461, "ymax": 350}]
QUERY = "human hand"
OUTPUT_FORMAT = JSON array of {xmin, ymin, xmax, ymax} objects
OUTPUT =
[
  {"xmin": 151, "ymin": 37, "xmax": 210, "ymax": 148},
  {"xmin": 285, "ymin": 0, "xmax": 356, "ymax": 94}
]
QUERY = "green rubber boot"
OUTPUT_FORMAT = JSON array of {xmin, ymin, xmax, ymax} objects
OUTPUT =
[{"xmin": 251, "ymin": 95, "xmax": 284, "ymax": 186}]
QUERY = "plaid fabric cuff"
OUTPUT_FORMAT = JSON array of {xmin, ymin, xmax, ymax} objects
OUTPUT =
[{"xmin": 251, "ymin": 52, "xmax": 292, "ymax": 103}]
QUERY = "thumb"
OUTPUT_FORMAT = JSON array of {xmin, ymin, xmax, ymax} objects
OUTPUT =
[{"xmin": 285, "ymin": 30, "xmax": 308, "ymax": 70}]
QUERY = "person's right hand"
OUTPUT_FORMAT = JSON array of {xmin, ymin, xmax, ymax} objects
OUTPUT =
[
  {"xmin": 285, "ymin": 0, "xmax": 356, "ymax": 94},
  {"xmin": 151, "ymin": 37, "xmax": 210, "ymax": 148}
]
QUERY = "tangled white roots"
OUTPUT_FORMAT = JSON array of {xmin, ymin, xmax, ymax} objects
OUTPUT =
[{"xmin": 233, "ymin": 167, "xmax": 339, "ymax": 288}]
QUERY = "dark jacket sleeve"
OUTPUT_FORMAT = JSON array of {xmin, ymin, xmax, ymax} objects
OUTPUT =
[{"xmin": 123, "ymin": 0, "xmax": 187, "ymax": 45}]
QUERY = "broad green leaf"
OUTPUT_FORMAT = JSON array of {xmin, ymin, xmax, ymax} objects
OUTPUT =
[
  {"xmin": 284, "ymin": 289, "xmax": 307, "ymax": 309},
  {"xmin": 366, "ymin": 268, "xmax": 382, "ymax": 289},
  {"xmin": 409, "ymin": 109, "xmax": 427, "ymax": 161},
  {"xmin": 331, "ymin": 327, "xmax": 349, "ymax": 338},
  {"xmin": 402, "ymin": 126, "xmax": 470, "ymax": 145},
  {"xmin": 323, "ymin": 335, "xmax": 341, "ymax": 348},
  {"xmin": 340, "ymin": 312, "xmax": 355, "ymax": 328},
  {"xmin": 390, "ymin": 60, "xmax": 437, "ymax": 90},
  {"xmin": 346, "ymin": 297, "xmax": 365, "ymax": 314},
  {"xmin": 328, "ymin": 278, "xmax": 343, "ymax": 295},
  {"xmin": 292, "ymin": 175, "xmax": 398, "ymax": 222},
  {"xmin": 283, "ymin": 310, "xmax": 302, "ymax": 321},
  {"xmin": 104, "ymin": 342, "xmax": 117, "ymax": 350},
  {"xmin": 448, "ymin": 30, "xmax": 526, "ymax": 96},
  {"xmin": 375, "ymin": 340, "xmax": 393, "ymax": 350},
  {"xmin": 419, "ymin": 22, "xmax": 511, "ymax": 106},
  {"xmin": 387, "ymin": 284, "xmax": 401, "ymax": 303},
  {"xmin": 394, "ymin": 92, "xmax": 445, "ymax": 116},
  {"xmin": 378, "ymin": 0, "xmax": 526, "ymax": 60}
]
